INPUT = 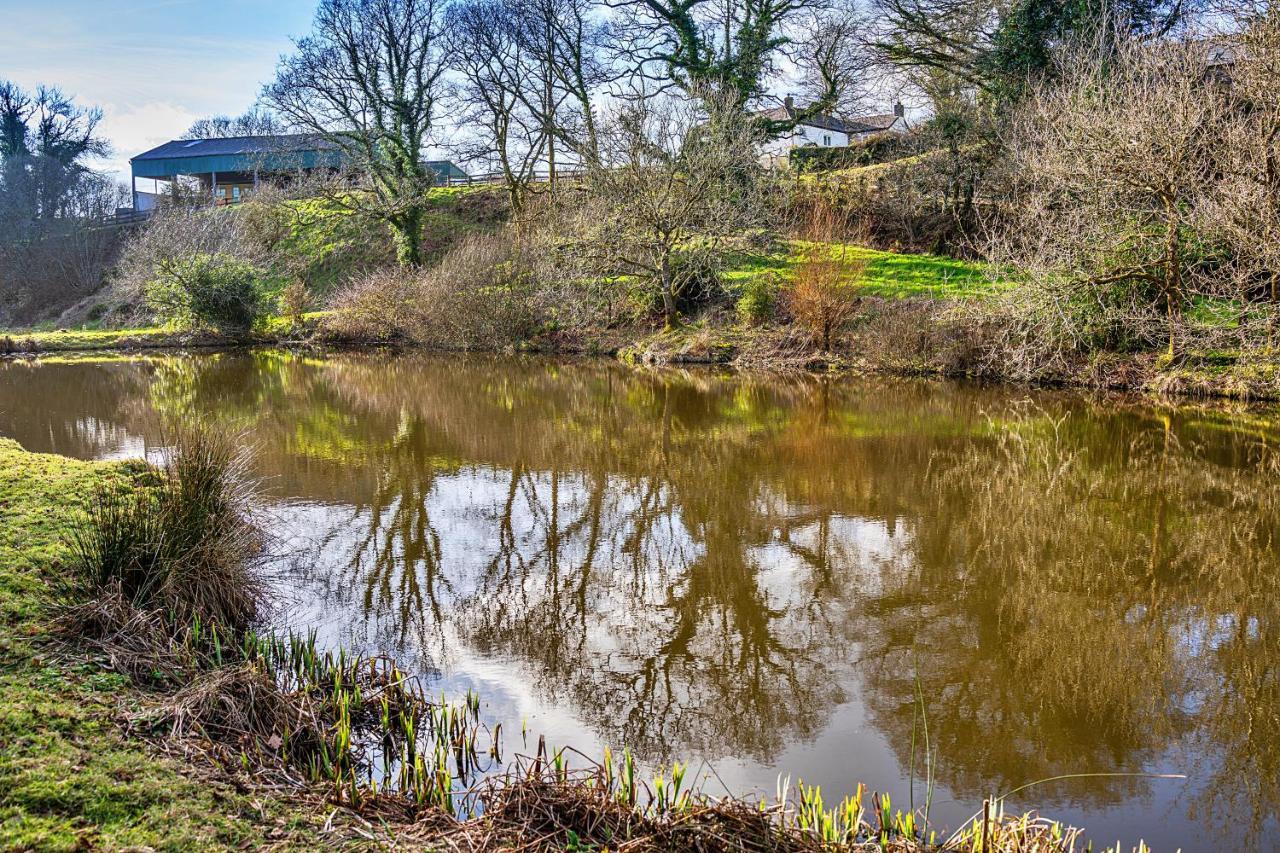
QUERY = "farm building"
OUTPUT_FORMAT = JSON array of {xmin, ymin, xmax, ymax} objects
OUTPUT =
[{"xmin": 130, "ymin": 135, "xmax": 467, "ymax": 210}]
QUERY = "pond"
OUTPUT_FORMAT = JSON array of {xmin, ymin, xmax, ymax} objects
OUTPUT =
[{"xmin": 2, "ymin": 350, "xmax": 1278, "ymax": 851}]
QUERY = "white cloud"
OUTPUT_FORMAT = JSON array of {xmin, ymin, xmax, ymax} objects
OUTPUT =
[{"xmin": 95, "ymin": 101, "xmax": 202, "ymax": 185}]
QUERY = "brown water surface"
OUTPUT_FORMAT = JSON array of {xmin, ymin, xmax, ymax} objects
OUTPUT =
[{"xmin": 3, "ymin": 350, "xmax": 1278, "ymax": 851}]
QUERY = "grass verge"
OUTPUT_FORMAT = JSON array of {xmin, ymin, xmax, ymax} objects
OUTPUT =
[{"xmin": 0, "ymin": 439, "xmax": 341, "ymax": 849}]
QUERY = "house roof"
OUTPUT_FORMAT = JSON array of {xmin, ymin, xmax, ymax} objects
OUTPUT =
[
  {"xmin": 756, "ymin": 104, "xmax": 903, "ymax": 135},
  {"xmin": 132, "ymin": 134, "xmax": 338, "ymax": 162},
  {"xmin": 758, "ymin": 105, "xmax": 851, "ymax": 133},
  {"xmin": 845, "ymin": 113, "xmax": 901, "ymax": 134}
]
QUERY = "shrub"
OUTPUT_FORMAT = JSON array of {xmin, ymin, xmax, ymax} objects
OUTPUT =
[
  {"xmin": 789, "ymin": 132, "xmax": 910, "ymax": 172},
  {"xmin": 736, "ymin": 275, "xmax": 776, "ymax": 325},
  {"xmin": 68, "ymin": 425, "xmax": 265, "ymax": 632},
  {"xmin": 787, "ymin": 206, "xmax": 867, "ymax": 350},
  {"xmin": 115, "ymin": 204, "xmax": 264, "ymax": 316},
  {"xmin": 327, "ymin": 229, "xmax": 579, "ymax": 349},
  {"xmin": 279, "ymin": 279, "xmax": 309, "ymax": 328},
  {"xmin": 323, "ymin": 266, "xmax": 418, "ymax": 343},
  {"xmin": 145, "ymin": 253, "xmax": 268, "ymax": 332},
  {"xmin": 421, "ymin": 234, "xmax": 551, "ymax": 348}
]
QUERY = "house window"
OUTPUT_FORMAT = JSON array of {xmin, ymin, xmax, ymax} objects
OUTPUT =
[{"xmin": 823, "ymin": 134, "xmax": 832, "ymax": 146}]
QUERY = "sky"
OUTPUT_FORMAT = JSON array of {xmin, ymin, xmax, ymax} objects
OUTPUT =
[{"xmin": 0, "ymin": 0, "xmax": 317, "ymax": 183}]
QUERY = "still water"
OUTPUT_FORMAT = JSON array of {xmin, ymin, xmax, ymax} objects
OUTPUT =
[{"xmin": 2, "ymin": 350, "xmax": 1278, "ymax": 851}]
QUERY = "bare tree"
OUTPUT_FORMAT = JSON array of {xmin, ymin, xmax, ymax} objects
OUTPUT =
[
  {"xmin": 609, "ymin": 0, "xmax": 859, "ymax": 133},
  {"xmin": 566, "ymin": 93, "xmax": 771, "ymax": 327},
  {"xmin": 448, "ymin": 0, "xmax": 609, "ymax": 209},
  {"xmin": 263, "ymin": 0, "xmax": 449, "ymax": 266},
  {"xmin": 184, "ymin": 108, "xmax": 287, "ymax": 139},
  {"xmin": 871, "ymin": 0, "xmax": 1200, "ymax": 98},
  {"xmin": 1, "ymin": 82, "xmax": 108, "ymax": 226},
  {"xmin": 514, "ymin": 0, "xmax": 611, "ymax": 165},
  {"xmin": 447, "ymin": 0, "xmax": 548, "ymax": 213},
  {"xmin": 797, "ymin": 6, "xmax": 879, "ymax": 120},
  {"xmin": 0, "ymin": 81, "xmax": 118, "ymax": 324},
  {"xmin": 990, "ymin": 37, "xmax": 1230, "ymax": 370},
  {"xmin": 1200, "ymin": 12, "xmax": 1280, "ymax": 343}
]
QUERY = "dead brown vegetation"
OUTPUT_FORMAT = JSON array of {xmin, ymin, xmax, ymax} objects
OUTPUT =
[
  {"xmin": 325, "ymin": 228, "xmax": 592, "ymax": 349},
  {"xmin": 786, "ymin": 205, "xmax": 868, "ymax": 351}
]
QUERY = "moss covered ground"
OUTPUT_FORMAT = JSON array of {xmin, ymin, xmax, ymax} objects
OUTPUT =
[{"xmin": 0, "ymin": 440, "xmax": 331, "ymax": 850}]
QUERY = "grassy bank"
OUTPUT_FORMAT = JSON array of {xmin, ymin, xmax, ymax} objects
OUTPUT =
[
  {"xmin": 8, "ymin": 236, "xmax": 1276, "ymax": 403},
  {"xmin": 0, "ymin": 313, "xmax": 331, "ymax": 355},
  {"xmin": 5, "ymin": 240, "xmax": 979, "ymax": 352},
  {"xmin": 0, "ymin": 440, "xmax": 336, "ymax": 848}
]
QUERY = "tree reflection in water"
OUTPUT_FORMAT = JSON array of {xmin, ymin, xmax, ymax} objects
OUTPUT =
[{"xmin": 6, "ymin": 351, "xmax": 1280, "ymax": 848}]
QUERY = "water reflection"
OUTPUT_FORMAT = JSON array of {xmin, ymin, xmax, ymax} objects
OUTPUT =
[{"xmin": 2, "ymin": 351, "xmax": 1278, "ymax": 850}]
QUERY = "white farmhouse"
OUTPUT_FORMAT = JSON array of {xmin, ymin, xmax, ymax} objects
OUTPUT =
[{"xmin": 758, "ymin": 97, "xmax": 907, "ymax": 165}]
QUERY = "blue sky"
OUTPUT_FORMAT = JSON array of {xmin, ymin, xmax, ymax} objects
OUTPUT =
[{"xmin": 0, "ymin": 0, "xmax": 317, "ymax": 181}]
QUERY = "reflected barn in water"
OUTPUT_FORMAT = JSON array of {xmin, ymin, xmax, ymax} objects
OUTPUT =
[{"xmin": 2, "ymin": 351, "xmax": 1278, "ymax": 851}]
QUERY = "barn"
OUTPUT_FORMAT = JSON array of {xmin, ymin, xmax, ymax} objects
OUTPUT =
[{"xmin": 130, "ymin": 135, "xmax": 467, "ymax": 210}]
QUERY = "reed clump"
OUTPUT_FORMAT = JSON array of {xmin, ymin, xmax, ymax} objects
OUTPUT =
[
  {"xmin": 65, "ymin": 423, "xmax": 264, "ymax": 635},
  {"xmin": 129, "ymin": 627, "xmax": 502, "ymax": 812},
  {"xmin": 405, "ymin": 744, "xmax": 1107, "ymax": 852}
]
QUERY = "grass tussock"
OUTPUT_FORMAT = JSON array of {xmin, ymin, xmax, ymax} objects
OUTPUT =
[{"xmin": 65, "ymin": 424, "xmax": 264, "ymax": 635}]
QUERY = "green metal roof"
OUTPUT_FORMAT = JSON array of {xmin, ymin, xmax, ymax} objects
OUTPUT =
[
  {"xmin": 131, "ymin": 135, "xmax": 343, "ymax": 178},
  {"xmin": 131, "ymin": 135, "xmax": 468, "ymax": 184}
]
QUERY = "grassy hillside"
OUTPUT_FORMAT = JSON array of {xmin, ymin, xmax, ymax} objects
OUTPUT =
[{"xmin": 261, "ymin": 185, "xmax": 507, "ymax": 298}]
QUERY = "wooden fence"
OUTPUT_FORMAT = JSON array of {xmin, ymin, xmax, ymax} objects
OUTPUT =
[{"xmin": 444, "ymin": 168, "xmax": 586, "ymax": 187}]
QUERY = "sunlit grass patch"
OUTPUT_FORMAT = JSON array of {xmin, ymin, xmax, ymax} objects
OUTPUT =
[{"xmin": 723, "ymin": 241, "xmax": 996, "ymax": 300}]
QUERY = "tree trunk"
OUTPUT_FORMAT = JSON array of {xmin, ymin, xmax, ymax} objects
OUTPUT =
[
  {"xmin": 390, "ymin": 206, "xmax": 424, "ymax": 267},
  {"xmin": 507, "ymin": 182, "xmax": 524, "ymax": 218},
  {"xmin": 1271, "ymin": 274, "xmax": 1279, "ymax": 350},
  {"xmin": 1162, "ymin": 200, "xmax": 1182, "ymax": 361},
  {"xmin": 545, "ymin": 75, "xmax": 557, "ymax": 196},
  {"xmin": 660, "ymin": 254, "xmax": 678, "ymax": 328}
]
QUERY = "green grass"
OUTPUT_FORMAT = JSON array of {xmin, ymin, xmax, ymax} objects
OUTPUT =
[
  {"xmin": 0, "ymin": 440, "xmax": 327, "ymax": 850},
  {"xmin": 723, "ymin": 240, "xmax": 995, "ymax": 300},
  {"xmin": 1, "ymin": 327, "xmax": 180, "ymax": 351},
  {"xmin": 2, "ymin": 313, "xmax": 332, "ymax": 354}
]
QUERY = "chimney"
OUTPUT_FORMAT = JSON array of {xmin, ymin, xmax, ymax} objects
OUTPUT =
[
  {"xmin": 893, "ymin": 101, "xmax": 905, "ymax": 118},
  {"xmin": 784, "ymin": 94, "xmax": 795, "ymax": 112}
]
